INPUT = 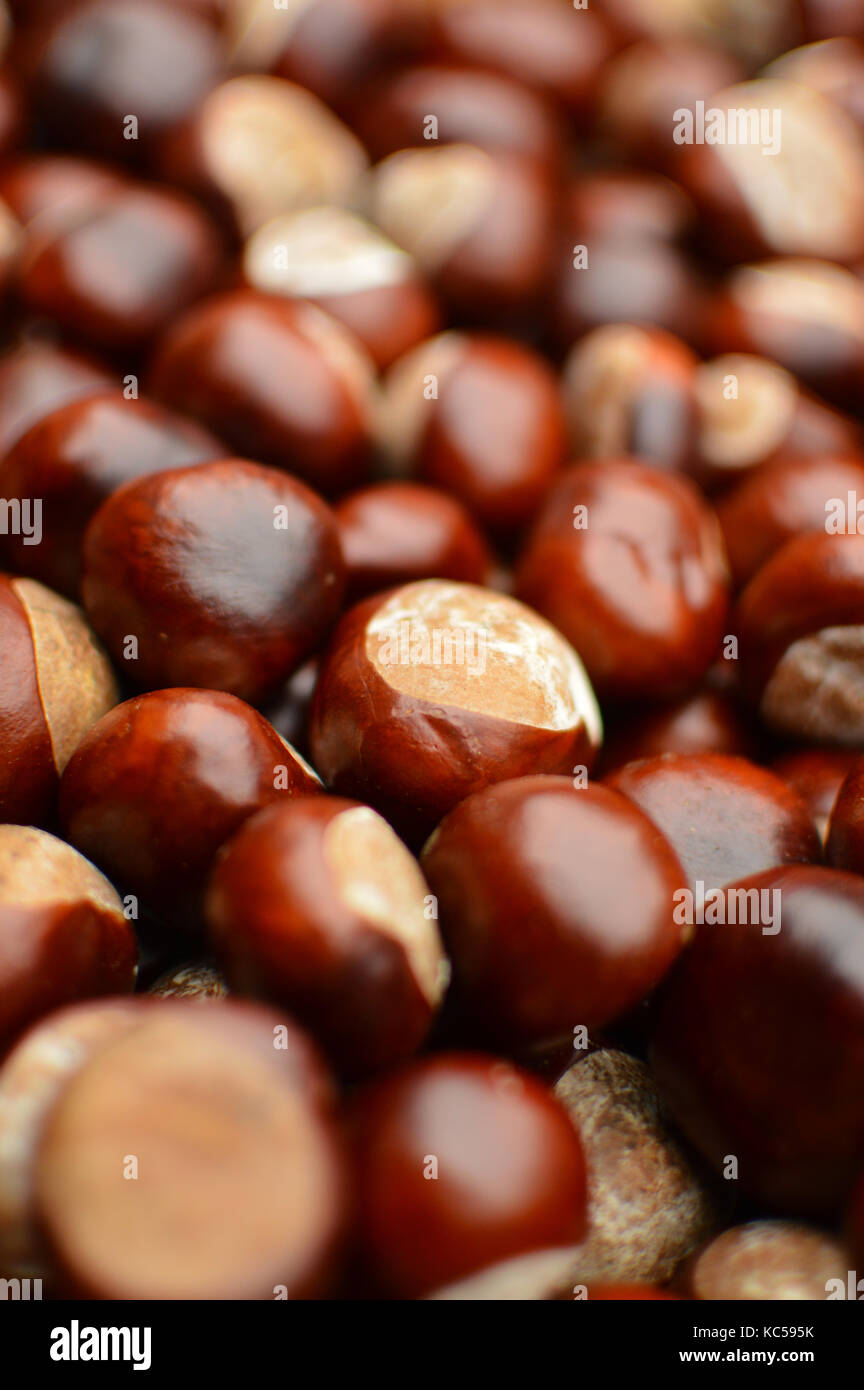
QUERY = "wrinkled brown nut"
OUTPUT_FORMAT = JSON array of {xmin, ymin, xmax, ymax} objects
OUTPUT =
[
  {"xmin": 554, "ymin": 1049, "xmax": 724, "ymax": 1287},
  {"xmin": 148, "ymin": 962, "xmax": 229, "ymax": 1000}
]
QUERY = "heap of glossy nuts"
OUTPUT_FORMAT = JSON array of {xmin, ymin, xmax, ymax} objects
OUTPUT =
[{"xmin": 1, "ymin": 0, "xmax": 864, "ymax": 1304}]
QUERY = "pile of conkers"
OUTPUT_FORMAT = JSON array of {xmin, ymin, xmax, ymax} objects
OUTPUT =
[{"xmin": 0, "ymin": 0, "xmax": 863, "ymax": 1305}]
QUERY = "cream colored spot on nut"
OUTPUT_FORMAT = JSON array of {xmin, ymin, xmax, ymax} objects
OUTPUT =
[
  {"xmin": 375, "ymin": 331, "xmax": 467, "ymax": 470},
  {"xmin": 35, "ymin": 1014, "xmax": 341, "ymax": 1300},
  {"xmin": 761, "ymin": 624, "xmax": 864, "ymax": 744},
  {"xmin": 12, "ymin": 578, "xmax": 118, "ymax": 775},
  {"xmin": 245, "ymin": 207, "xmax": 414, "ymax": 298},
  {"xmin": 690, "ymin": 1220, "xmax": 851, "ymax": 1300},
  {"xmin": 200, "ymin": 76, "xmax": 368, "ymax": 236},
  {"xmin": 0, "ymin": 1001, "xmax": 144, "ymax": 1278},
  {"xmin": 713, "ymin": 80, "xmax": 864, "ymax": 262},
  {"xmin": 324, "ymin": 805, "xmax": 448, "ymax": 1008},
  {"xmin": 365, "ymin": 580, "xmax": 603, "ymax": 742},
  {"xmin": 731, "ymin": 259, "xmax": 864, "ymax": 342},
  {"xmin": 223, "ymin": 0, "xmax": 312, "ymax": 68},
  {"xmin": 426, "ymin": 1247, "xmax": 580, "ymax": 1301},
  {"xmin": 696, "ymin": 353, "xmax": 797, "ymax": 469},
  {"xmin": 0, "ymin": 826, "xmax": 123, "ymax": 915},
  {"xmin": 370, "ymin": 145, "xmax": 496, "ymax": 272},
  {"xmin": 563, "ymin": 324, "xmax": 670, "ymax": 456},
  {"xmin": 290, "ymin": 300, "xmax": 379, "ymax": 426}
]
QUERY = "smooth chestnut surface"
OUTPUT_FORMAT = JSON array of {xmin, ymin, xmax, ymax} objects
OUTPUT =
[
  {"xmin": 650, "ymin": 865, "xmax": 864, "ymax": 1213},
  {"xmin": 607, "ymin": 754, "xmax": 822, "ymax": 892},
  {"xmin": 561, "ymin": 325, "xmax": 700, "ymax": 472},
  {"xmin": 773, "ymin": 748, "xmax": 861, "ymax": 843},
  {"xmin": 242, "ymin": 207, "xmax": 439, "ymax": 371},
  {"xmin": 827, "ymin": 757, "xmax": 864, "ymax": 873},
  {"xmin": 60, "ymin": 688, "xmax": 320, "ymax": 930},
  {"xmin": 262, "ymin": 0, "xmax": 404, "ymax": 110},
  {"xmin": 350, "ymin": 1053, "xmax": 588, "ymax": 1297},
  {"xmin": 377, "ymin": 332, "xmax": 567, "ymax": 532},
  {"xmin": 368, "ymin": 146, "xmax": 555, "ymax": 314},
  {"xmin": 335, "ymin": 482, "xmax": 491, "ymax": 602},
  {"xmin": 0, "ymin": 997, "xmax": 149, "ymax": 1279},
  {"xmin": 601, "ymin": 691, "xmax": 756, "ymax": 775},
  {"xmin": 694, "ymin": 352, "xmax": 863, "ymax": 488},
  {"xmin": 0, "ymin": 825, "xmax": 137, "ymax": 1053},
  {"xmin": 309, "ymin": 580, "xmax": 602, "ymax": 842},
  {"xmin": 715, "ymin": 453, "xmax": 864, "ymax": 589},
  {"xmin": 0, "ymin": 575, "xmax": 117, "ymax": 826},
  {"xmin": 80, "ymin": 458, "xmax": 345, "ymax": 703},
  {"xmin": 679, "ymin": 1220, "xmax": 852, "ymax": 1301},
  {"xmin": 426, "ymin": 0, "xmax": 613, "ymax": 115},
  {"xmin": 356, "ymin": 62, "xmax": 565, "ymax": 168},
  {"xmin": 515, "ymin": 461, "xmax": 730, "ymax": 702},
  {"xmin": 29, "ymin": 0, "xmax": 224, "ymax": 162},
  {"xmin": 0, "ymin": 155, "xmax": 127, "ymax": 233},
  {"xmin": 18, "ymin": 183, "xmax": 225, "ymax": 351},
  {"xmin": 149, "ymin": 290, "xmax": 376, "ymax": 494},
  {"xmin": 422, "ymin": 777, "xmax": 686, "ymax": 1052},
  {"xmin": 207, "ymin": 797, "xmax": 448, "ymax": 1076},
  {"xmin": 0, "ymin": 392, "xmax": 222, "ymax": 596},
  {"xmin": 33, "ymin": 1001, "xmax": 350, "ymax": 1299},
  {"xmin": 0, "ymin": 340, "xmax": 115, "ymax": 455},
  {"xmin": 736, "ymin": 532, "xmax": 864, "ymax": 745}
]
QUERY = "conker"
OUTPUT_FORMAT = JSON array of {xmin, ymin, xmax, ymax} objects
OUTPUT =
[
  {"xmin": 158, "ymin": 74, "xmax": 368, "ymax": 236},
  {"xmin": 335, "ymin": 481, "xmax": 491, "ymax": 602},
  {"xmin": 606, "ymin": 753, "xmax": 822, "ymax": 893},
  {"xmin": 600, "ymin": 690, "xmax": 757, "ymax": 775},
  {"xmin": 827, "ymin": 756, "xmax": 864, "ymax": 874},
  {"xmin": 33, "ymin": 1001, "xmax": 349, "ymax": 1298},
  {"xmin": 0, "ymin": 391, "xmax": 222, "ymax": 597},
  {"xmin": 553, "ymin": 1049, "xmax": 722, "ymax": 1287},
  {"xmin": 422, "ymin": 777, "xmax": 686, "ymax": 1051},
  {"xmin": 0, "ymin": 997, "xmax": 148, "ymax": 1279},
  {"xmin": 356, "ymin": 62, "xmax": 566, "ymax": 170},
  {"xmin": 561, "ymin": 324, "xmax": 700, "ymax": 472},
  {"xmin": 716, "ymin": 452, "xmax": 864, "ymax": 588},
  {"xmin": 773, "ymin": 748, "xmax": 860, "ymax": 843},
  {"xmin": 0, "ymin": 575, "xmax": 118, "ymax": 825},
  {"xmin": 736, "ymin": 532, "xmax": 864, "ymax": 745},
  {"xmin": 149, "ymin": 290, "xmax": 376, "ymax": 494},
  {"xmin": 650, "ymin": 864, "xmax": 864, "ymax": 1213},
  {"xmin": 207, "ymin": 796, "xmax": 448, "ymax": 1076},
  {"xmin": 703, "ymin": 258, "xmax": 864, "ymax": 407},
  {"xmin": 309, "ymin": 579, "xmax": 602, "ymax": 841},
  {"xmin": 80, "ymin": 457, "xmax": 345, "ymax": 702},
  {"xmin": 17, "ymin": 182, "xmax": 225, "ymax": 351},
  {"xmin": 59, "ymin": 687, "xmax": 320, "ymax": 929},
  {"xmin": 351, "ymin": 1052, "xmax": 588, "ymax": 1297},
  {"xmin": 694, "ymin": 352, "xmax": 863, "ymax": 488},
  {"xmin": 368, "ymin": 145, "xmax": 555, "ymax": 314},
  {"xmin": 29, "ymin": 0, "xmax": 224, "ymax": 163},
  {"xmin": 0, "ymin": 825, "xmax": 137, "ymax": 1053},
  {"xmin": 515, "ymin": 461, "xmax": 730, "ymax": 702},
  {"xmin": 679, "ymin": 1220, "xmax": 853, "ymax": 1300},
  {"xmin": 377, "ymin": 331, "xmax": 566, "ymax": 533},
  {"xmin": 242, "ymin": 206, "xmax": 439, "ymax": 370},
  {"xmin": 0, "ymin": 340, "xmax": 115, "ymax": 455}
]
